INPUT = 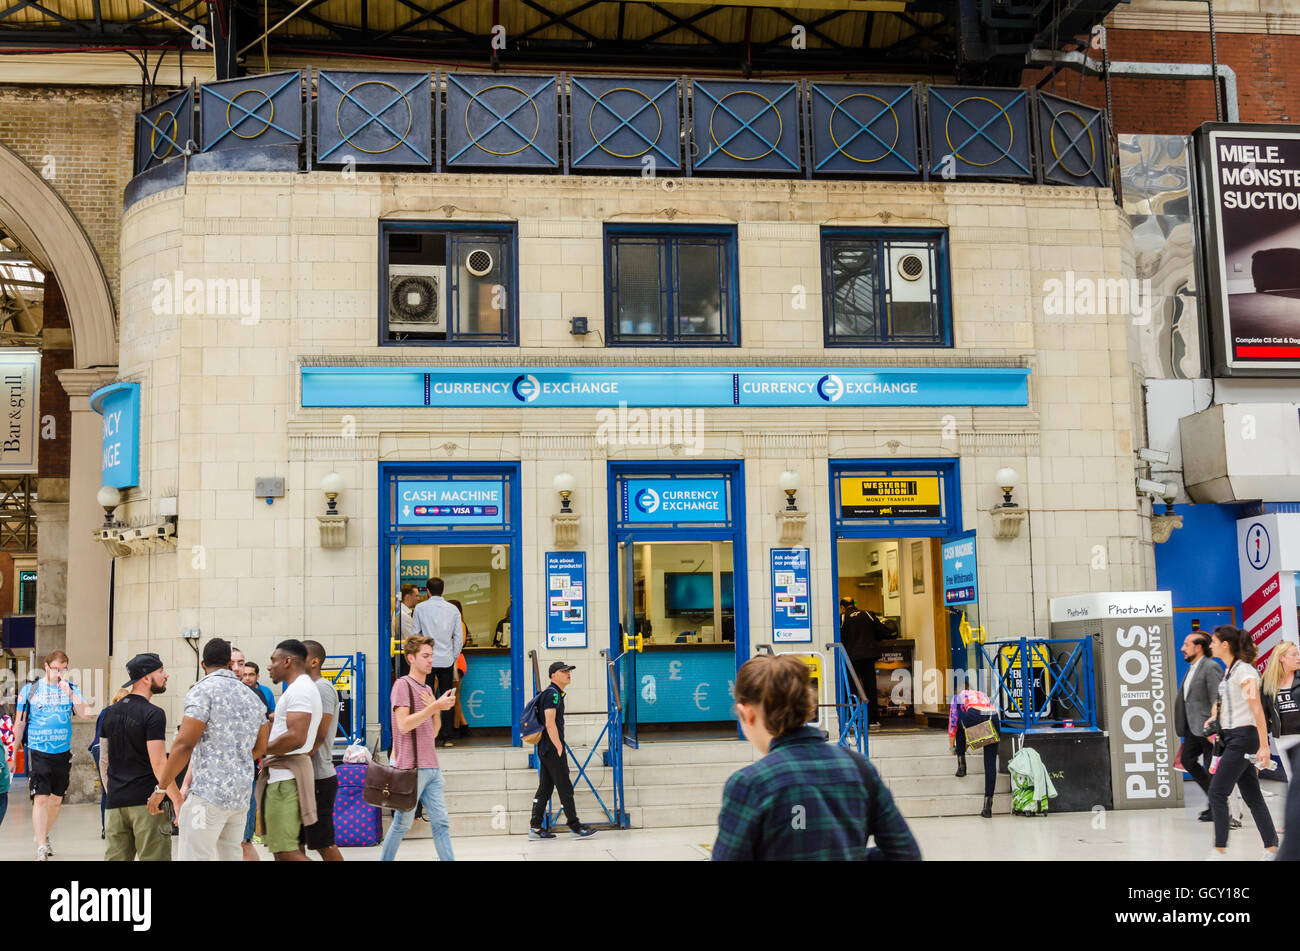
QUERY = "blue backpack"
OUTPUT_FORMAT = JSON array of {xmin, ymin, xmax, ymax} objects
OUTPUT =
[{"xmin": 519, "ymin": 691, "xmax": 546, "ymax": 745}]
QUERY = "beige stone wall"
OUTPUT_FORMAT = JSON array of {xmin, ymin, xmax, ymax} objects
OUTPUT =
[{"xmin": 114, "ymin": 171, "xmax": 1154, "ymax": 733}]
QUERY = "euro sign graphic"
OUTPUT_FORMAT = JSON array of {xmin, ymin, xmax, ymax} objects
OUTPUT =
[{"xmin": 640, "ymin": 674, "xmax": 657, "ymax": 703}]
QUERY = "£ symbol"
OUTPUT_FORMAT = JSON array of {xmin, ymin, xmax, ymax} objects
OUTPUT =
[{"xmin": 668, "ymin": 661, "xmax": 682, "ymax": 681}]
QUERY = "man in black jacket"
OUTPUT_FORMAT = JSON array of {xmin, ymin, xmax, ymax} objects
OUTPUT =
[{"xmin": 839, "ymin": 598, "xmax": 885, "ymax": 726}]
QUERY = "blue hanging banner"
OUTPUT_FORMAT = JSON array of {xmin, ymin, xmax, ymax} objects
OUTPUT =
[
  {"xmin": 621, "ymin": 478, "xmax": 728, "ymax": 524},
  {"xmin": 395, "ymin": 479, "xmax": 505, "ymax": 526},
  {"xmin": 90, "ymin": 382, "xmax": 141, "ymax": 490},
  {"xmin": 545, "ymin": 552, "xmax": 587, "ymax": 648},
  {"xmin": 770, "ymin": 548, "xmax": 812, "ymax": 643},
  {"xmin": 941, "ymin": 530, "xmax": 978, "ymax": 606}
]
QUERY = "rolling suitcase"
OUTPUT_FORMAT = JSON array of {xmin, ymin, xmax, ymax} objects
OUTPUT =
[{"xmin": 335, "ymin": 762, "xmax": 382, "ymax": 847}]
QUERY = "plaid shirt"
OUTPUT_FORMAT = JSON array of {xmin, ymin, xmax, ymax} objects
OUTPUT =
[{"xmin": 712, "ymin": 726, "xmax": 921, "ymax": 861}]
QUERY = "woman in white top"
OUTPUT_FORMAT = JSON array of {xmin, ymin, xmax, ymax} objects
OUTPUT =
[{"xmin": 1204, "ymin": 625, "xmax": 1279, "ymax": 859}]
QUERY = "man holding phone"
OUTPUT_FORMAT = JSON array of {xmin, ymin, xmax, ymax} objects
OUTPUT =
[
  {"xmin": 15, "ymin": 649, "xmax": 94, "ymax": 861},
  {"xmin": 379, "ymin": 635, "xmax": 456, "ymax": 861}
]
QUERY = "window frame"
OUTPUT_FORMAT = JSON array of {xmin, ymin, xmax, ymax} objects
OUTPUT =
[
  {"xmin": 379, "ymin": 220, "xmax": 519, "ymax": 347},
  {"xmin": 820, "ymin": 227, "xmax": 953, "ymax": 348},
  {"xmin": 603, "ymin": 224, "xmax": 740, "ymax": 347}
]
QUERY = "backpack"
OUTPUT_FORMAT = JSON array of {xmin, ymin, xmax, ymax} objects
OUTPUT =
[{"xmin": 519, "ymin": 691, "xmax": 546, "ymax": 745}]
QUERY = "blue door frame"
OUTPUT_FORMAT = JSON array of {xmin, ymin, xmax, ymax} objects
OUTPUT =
[
  {"xmin": 827, "ymin": 458, "xmax": 963, "ymax": 710},
  {"xmin": 379, "ymin": 462, "xmax": 525, "ymax": 749},
  {"xmin": 606, "ymin": 460, "xmax": 749, "ymax": 745}
]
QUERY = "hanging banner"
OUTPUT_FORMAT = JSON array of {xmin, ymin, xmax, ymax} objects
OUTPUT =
[
  {"xmin": 770, "ymin": 548, "xmax": 812, "ymax": 643},
  {"xmin": 1237, "ymin": 514, "xmax": 1300, "ymax": 669},
  {"xmin": 545, "ymin": 551, "xmax": 587, "ymax": 649},
  {"xmin": 0, "ymin": 350, "xmax": 39, "ymax": 474},
  {"xmin": 941, "ymin": 531, "xmax": 978, "ymax": 606},
  {"xmin": 89, "ymin": 381, "xmax": 140, "ymax": 489},
  {"xmin": 839, "ymin": 476, "xmax": 941, "ymax": 518}
]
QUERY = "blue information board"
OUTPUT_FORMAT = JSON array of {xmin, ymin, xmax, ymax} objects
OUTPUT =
[
  {"xmin": 461, "ymin": 653, "xmax": 512, "ymax": 727},
  {"xmin": 90, "ymin": 382, "xmax": 141, "ymax": 490},
  {"xmin": 545, "ymin": 551, "xmax": 587, "ymax": 648},
  {"xmin": 621, "ymin": 478, "xmax": 728, "ymax": 524},
  {"xmin": 942, "ymin": 531, "xmax": 978, "ymax": 606},
  {"xmin": 770, "ymin": 548, "xmax": 812, "ymax": 643},
  {"xmin": 399, "ymin": 560, "xmax": 430, "ymax": 584},
  {"xmin": 396, "ymin": 480, "xmax": 504, "ymax": 526},
  {"xmin": 633, "ymin": 649, "xmax": 736, "ymax": 722}
]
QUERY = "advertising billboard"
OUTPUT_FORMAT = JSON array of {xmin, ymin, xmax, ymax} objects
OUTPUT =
[{"xmin": 1195, "ymin": 123, "xmax": 1300, "ymax": 376}]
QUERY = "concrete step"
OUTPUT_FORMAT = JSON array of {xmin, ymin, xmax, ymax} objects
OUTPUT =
[
  {"xmin": 625, "ymin": 762, "xmax": 742, "ymax": 786},
  {"xmin": 879, "ymin": 773, "xmax": 1012, "ymax": 798},
  {"xmin": 872, "ymin": 754, "xmax": 964, "ymax": 779},
  {"xmin": 892, "ymin": 792, "xmax": 1013, "ymax": 818},
  {"xmin": 624, "ymin": 741, "xmax": 758, "ymax": 767}
]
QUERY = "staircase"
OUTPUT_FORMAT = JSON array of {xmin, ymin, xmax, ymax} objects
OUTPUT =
[{"xmin": 399, "ymin": 726, "xmax": 1011, "ymax": 838}]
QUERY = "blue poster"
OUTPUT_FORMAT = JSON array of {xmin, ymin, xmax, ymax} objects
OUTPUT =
[
  {"xmin": 546, "ymin": 551, "xmax": 587, "ymax": 648},
  {"xmin": 942, "ymin": 531, "xmax": 978, "ymax": 606},
  {"xmin": 633, "ymin": 649, "xmax": 736, "ymax": 722},
  {"xmin": 396, "ymin": 480, "xmax": 504, "ymax": 526},
  {"xmin": 399, "ymin": 560, "xmax": 430, "ymax": 584},
  {"xmin": 770, "ymin": 548, "xmax": 812, "ymax": 643},
  {"xmin": 90, "ymin": 381, "xmax": 141, "ymax": 490},
  {"xmin": 461, "ymin": 654, "xmax": 512, "ymax": 727},
  {"xmin": 622, "ymin": 478, "xmax": 728, "ymax": 524}
]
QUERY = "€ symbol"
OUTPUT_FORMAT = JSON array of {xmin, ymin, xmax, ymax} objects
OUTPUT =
[
  {"xmin": 668, "ymin": 661, "xmax": 682, "ymax": 681},
  {"xmin": 640, "ymin": 675, "xmax": 657, "ymax": 703},
  {"xmin": 693, "ymin": 682, "xmax": 710, "ymax": 711},
  {"xmin": 467, "ymin": 689, "xmax": 484, "ymax": 719}
]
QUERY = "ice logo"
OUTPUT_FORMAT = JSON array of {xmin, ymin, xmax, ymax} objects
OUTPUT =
[
  {"xmin": 816, "ymin": 373, "xmax": 843, "ymax": 403},
  {"xmin": 634, "ymin": 487, "xmax": 660, "ymax": 514},
  {"xmin": 511, "ymin": 373, "xmax": 540, "ymax": 403},
  {"xmin": 640, "ymin": 674, "xmax": 657, "ymax": 703}
]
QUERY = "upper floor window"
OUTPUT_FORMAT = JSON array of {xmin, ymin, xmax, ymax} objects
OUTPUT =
[
  {"xmin": 821, "ymin": 229, "xmax": 951, "ymax": 347},
  {"xmin": 605, "ymin": 225, "xmax": 738, "ymax": 346},
  {"xmin": 381, "ymin": 222, "xmax": 517, "ymax": 345}
]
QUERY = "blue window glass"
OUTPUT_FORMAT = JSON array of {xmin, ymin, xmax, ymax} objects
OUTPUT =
[{"xmin": 822, "ymin": 228, "xmax": 951, "ymax": 347}]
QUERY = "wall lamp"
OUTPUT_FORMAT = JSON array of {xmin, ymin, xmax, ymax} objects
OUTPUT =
[
  {"xmin": 318, "ymin": 472, "xmax": 348, "ymax": 549},
  {"xmin": 98, "ymin": 485, "xmax": 122, "ymax": 527},
  {"xmin": 776, "ymin": 469, "xmax": 807, "ymax": 546},
  {"xmin": 552, "ymin": 472, "xmax": 579, "ymax": 548},
  {"xmin": 778, "ymin": 469, "xmax": 801, "ymax": 511},
  {"xmin": 991, "ymin": 466, "xmax": 1026, "ymax": 540}
]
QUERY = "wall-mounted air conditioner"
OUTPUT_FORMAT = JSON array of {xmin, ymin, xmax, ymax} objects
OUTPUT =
[{"xmin": 388, "ymin": 264, "xmax": 447, "ymax": 334}]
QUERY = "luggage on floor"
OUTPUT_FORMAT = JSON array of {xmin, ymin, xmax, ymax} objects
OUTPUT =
[{"xmin": 335, "ymin": 762, "xmax": 382, "ymax": 847}]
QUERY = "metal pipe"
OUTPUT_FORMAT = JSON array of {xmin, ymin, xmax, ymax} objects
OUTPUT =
[{"xmin": 1026, "ymin": 48, "xmax": 1239, "ymax": 122}]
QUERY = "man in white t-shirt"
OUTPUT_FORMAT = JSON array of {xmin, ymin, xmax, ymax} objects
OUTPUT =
[{"xmin": 262, "ymin": 640, "xmax": 322, "ymax": 862}]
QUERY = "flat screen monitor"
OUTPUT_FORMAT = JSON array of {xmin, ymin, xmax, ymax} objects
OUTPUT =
[{"xmin": 664, "ymin": 572, "xmax": 734, "ymax": 615}]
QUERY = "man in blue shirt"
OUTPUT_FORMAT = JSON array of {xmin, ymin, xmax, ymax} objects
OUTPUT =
[
  {"xmin": 16, "ymin": 649, "xmax": 94, "ymax": 861},
  {"xmin": 411, "ymin": 577, "xmax": 463, "ymax": 744}
]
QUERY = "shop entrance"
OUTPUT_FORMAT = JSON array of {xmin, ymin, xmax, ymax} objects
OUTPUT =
[
  {"xmin": 380, "ymin": 464, "xmax": 523, "ymax": 748},
  {"xmin": 609, "ymin": 463, "xmax": 748, "ymax": 745}
]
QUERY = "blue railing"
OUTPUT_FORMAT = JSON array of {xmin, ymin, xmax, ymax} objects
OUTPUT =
[
  {"xmin": 826, "ymin": 642, "xmax": 869, "ymax": 758},
  {"xmin": 323, "ymin": 651, "xmax": 367, "ymax": 748},
  {"xmin": 975, "ymin": 636, "xmax": 1097, "ymax": 733}
]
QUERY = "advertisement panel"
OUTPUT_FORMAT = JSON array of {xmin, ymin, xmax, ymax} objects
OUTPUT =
[
  {"xmin": 545, "ymin": 551, "xmax": 587, "ymax": 649},
  {"xmin": 941, "ymin": 531, "xmax": 978, "ymax": 606},
  {"xmin": 1196, "ymin": 124, "xmax": 1300, "ymax": 375},
  {"xmin": 89, "ymin": 381, "xmax": 140, "ymax": 489},
  {"xmin": 621, "ymin": 478, "xmax": 728, "ymax": 524},
  {"xmin": 1236, "ymin": 514, "xmax": 1300, "ymax": 668},
  {"xmin": 770, "ymin": 548, "xmax": 812, "ymax": 644},
  {"xmin": 838, "ymin": 476, "xmax": 941, "ymax": 518},
  {"xmin": 0, "ymin": 350, "xmax": 39, "ymax": 474},
  {"xmin": 396, "ymin": 480, "xmax": 504, "ymax": 526}
]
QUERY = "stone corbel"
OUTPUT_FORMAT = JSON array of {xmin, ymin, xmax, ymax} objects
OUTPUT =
[
  {"xmin": 551, "ymin": 512, "xmax": 580, "ymax": 549},
  {"xmin": 990, "ymin": 506, "xmax": 1026, "ymax": 540},
  {"xmin": 1150, "ymin": 513, "xmax": 1183, "ymax": 544},
  {"xmin": 318, "ymin": 514, "xmax": 348, "ymax": 550},
  {"xmin": 776, "ymin": 510, "xmax": 807, "ymax": 547}
]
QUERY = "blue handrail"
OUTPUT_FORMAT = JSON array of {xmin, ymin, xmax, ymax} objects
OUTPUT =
[
  {"xmin": 324, "ymin": 652, "xmax": 366, "ymax": 747},
  {"xmin": 976, "ymin": 637, "xmax": 1098, "ymax": 732},
  {"xmin": 825, "ymin": 642, "xmax": 869, "ymax": 758}
]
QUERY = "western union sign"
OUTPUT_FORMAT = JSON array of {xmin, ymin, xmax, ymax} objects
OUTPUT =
[{"xmin": 839, "ymin": 477, "xmax": 941, "ymax": 518}]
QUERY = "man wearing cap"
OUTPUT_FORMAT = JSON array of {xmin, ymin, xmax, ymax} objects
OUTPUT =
[
  {"xmin": 529, "ymin": 661, "xmax": 597, "ymax": 840},
  {"xmin": 99, "ymin": 653, "xmax": 180, "ymax": 862}
]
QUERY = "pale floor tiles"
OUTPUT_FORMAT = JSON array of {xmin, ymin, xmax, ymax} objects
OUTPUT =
[{"xmin": 0, "ymin": 780, "xmax": 1288, "ymax": 861}]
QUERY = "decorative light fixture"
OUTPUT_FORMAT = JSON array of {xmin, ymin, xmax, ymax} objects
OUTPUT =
[
  {"xmin": 1151, "ymin": 492, "xmax": 1183, "ymax": 544},
  {"xmin": 553, "ymin": 472, "xmax": 576, "ymax": 513},
  {"xmin": 318, "ymin": 472, "xmax": 348, "ymax": 549},
  {"xmin": 98, "ymin": 485, "xmax": 122, "ymax": 527},
  {"xmin": 778, "ymin": 469, "xmax": 802, "ymax": 511},
  {"xmin": 990, "ymin": 466, "xmax": 1025, "ymax": 540},
  {"xmin": 995, "ymin": 467, "xmax": 1019, "ymax": 508},
  {"xmin": 551, "ymin": 472, "xmax": 579, "ymax": 548},
  {"xmin": 322, "ymin": 472, "xmax": 344, "ymax": 514},
  {"xmin": 775, "ymin": 469, "xmax": 807, "ymax": 545}
]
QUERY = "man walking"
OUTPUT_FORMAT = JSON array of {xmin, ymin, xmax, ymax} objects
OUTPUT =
[
  {"xmin": 256, "ymin": 640, "xmax": 322, "ymax": 862},
  {"xmin": 99, "ymin": 653, "xmax": 179, "ymax": 862},
  {"xmin": 412, "ymin": 577, "xmax": 464, "ymax": 744},
  {"xmin": 839, "ymin": 598, "xmax": 883, "ymax": 727},
  {"xmin": 301, "ymin": 640, "xmax": 343, "ymax": 861},
  {"xmin": 1175, "ymin": 628, "xmax": 1224, "ymax": 822},
  {"xmin": 529, "ymin": 662, "xmax": 598, "ymax": 840},
  {"xmin": 15, "ymin": 649, "xmax": 94, "ymax": 861},
  {"xmin": 148, "ymin": 638, "xmax": 270, "ymax": 860}
]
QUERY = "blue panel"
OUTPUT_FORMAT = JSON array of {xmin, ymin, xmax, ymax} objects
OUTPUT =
[
  {"xmin": 200, "ymin": 71, "xmax": 303, "ymax": 153},
  {"xmin": 90, "ymin": 382, "xmax": 141, "ymax": 490},
  {"xmin": 1036, "ymin": 91, "xmax": 1108, "ymax": 187},
  {"xmin": 569, "ymin": 76, "xmax": 681, "ymax": 172},
  {"xmin": 941, "ymin": 531, "xmax": 978, "ymax": 605},
  {"xmin": 809, "ymin": 83, "xmax": 919, "ymax": 177},
  {"xmin": 135, "ymin": 86, "xmax": 194, "ymax": 175},
  {"xmin": 633, "ymin": 649, "xmax": 735, "ymax": 722},
  {"xmin": 396, "ymin": 479, "xmax": 505, "ymax": 526},
  {"xmin": 316, "ymin": 70, "xmax": 432, "ymax": 166},
  {"xmin": 926, "ymin": 86, "xmax": 1033, "ymax": 180},
  {"xmin": 399, "ymin": 559, "xmax": 431, "ymax": 583},
  {"xmin": 301, "ymin": 368, "xmax": 428, "ymax": 407},
  {"xmin": 691, "ymin": 80, "xmax": 801, "ymax": 175},
  {"xmin": 621, "ymin": 478, "xmax": 728, "ymax": 523},
  {"xmin": 771, "ymin": 548, "xmax": 812, "ymax": 643},
  {"xmin": 546, "ymin": 552, "xmax": 587, "ymax": 648},
  {"xmin": 461, "ymin": 653, "xmax": 512, "ymax": 727},
  {"xmin": 445, "ymin": 73, "xmax": 559, "ymax": 169}
]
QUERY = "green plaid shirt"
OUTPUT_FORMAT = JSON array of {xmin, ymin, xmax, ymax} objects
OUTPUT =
[{"xmin": 712, "ymin": 726, "xmax": 921, "ymax": 861}]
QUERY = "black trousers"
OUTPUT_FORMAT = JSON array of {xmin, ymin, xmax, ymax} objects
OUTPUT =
[
  {"xmin": 954, "ymin": 708, "xmax": 1001, "ymax": 798},
  {"xmin": 531, "ymin": 747, "xmax": 580, "ymax": 830},
  {"xmin": 432, "ymin": 666, "xmax": 455, "ymax": 739},
  {"xmin": 1178, "ymin": 733, "xmax": 1214, "ymax": 795},
  {"xmin": 1208, "ymin": 727, "xmax": 1279, "ymax": 850},
  {"xmin": 851, "ymin": 658, "xmax": 879, "ymax": 724},
  {"xmin": 1278, "ymin": 748, "xmax": 1300, "ymax": 860}
]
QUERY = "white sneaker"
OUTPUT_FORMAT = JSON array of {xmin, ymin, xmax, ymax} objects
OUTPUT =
[
  {"xmin": 46, "ymin": 838, "xmax": 53, "ymax": 856},
  {"xmin": 1261, "ymin": 850, "xmax": 1278, "ymax": 861},
  {"xmin": 36, "ymin": 845, "xmax": 51, "ymax": 862},
  {"xmin": 1206, "ymin": 850, "xmax": 1227, "ymax": 861}
]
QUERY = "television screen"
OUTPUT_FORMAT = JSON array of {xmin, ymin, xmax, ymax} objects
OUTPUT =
[{"xmin": 664, "ymin": 572, "xmax": 734, "ymax": 615}]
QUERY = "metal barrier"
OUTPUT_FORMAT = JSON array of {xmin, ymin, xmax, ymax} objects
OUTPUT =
[
  {"xmin": 825, "ymin": 642, "xmax": 870, "ymax": 758},
  {"xmin": 527, "ymin": 648, "xmax": 629, "ymax": 830},
  {"xmin": 323, "ymin": 652, "xmax": 367, "ymax": 747},
  {"xmin": 976, "ymin": 636, "xmax": 1098, "ymax": 732}
]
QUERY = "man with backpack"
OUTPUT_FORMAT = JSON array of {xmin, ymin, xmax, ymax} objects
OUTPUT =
[{"xmin": 527, "ymin": 662, "xmax": 597, "ymax": 840}]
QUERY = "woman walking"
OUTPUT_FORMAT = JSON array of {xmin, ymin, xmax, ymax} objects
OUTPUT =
[
  {"xmin": 712, "ymin": 653, "xmax": 920, "ymax": 861},
  {"xmin": 948, "ymin": 682, "xmax": 1001, "ymax": 819},
  {"xmin": 1261, "ymin": 641, "xmax": 1300, "ymax": 779},
  {"xmin": 1205, "ymin": 625, "xmax": 1279, "ymax": 860}
]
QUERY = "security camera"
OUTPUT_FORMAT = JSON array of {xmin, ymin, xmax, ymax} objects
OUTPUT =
[
  {"xmin": 1136, "ymin": 478, "xmax": 1177, "ymax": 498},
  {"xmin": 1136, "ymin": 448, "xmax": 1170, "ymax": 465}
]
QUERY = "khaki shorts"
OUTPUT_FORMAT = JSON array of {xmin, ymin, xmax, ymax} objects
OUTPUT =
[{"xmin": 263, "ymin": 779, "xmax": 302, "ymax": 854}]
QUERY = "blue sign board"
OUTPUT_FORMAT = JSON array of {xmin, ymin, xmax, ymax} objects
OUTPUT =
[
  {"xmin": 545, "ymin": 551, "xmax": 587, "ymax": 649},
  {"xmin": 89, "ymin": 382, "xmax": 141, "ymax": 490},
  {"xmin": 396, "ymin": 480, "xmax": 504, "ymax": 526},
  {"xmin": 461, "ymin": 654, "xmax": 512, "ymax": 727},
  {"xmin": 770, "ymin": 548, "xmax": 812, "ymax": 643},
  {"xmin": 941, "ymin": 531, "xmax": 978, "ymax": 606},
  {"xmin": 301, "ymin": 366, "xmax": 1031, "ymax": 409},
  {"xmin": 621, "ymin": 478, "xmax": 728, "ymax": 524},
  {"xmin": 634, "ymin": 649, "xmax": 736, "ymax": 722},
  {"xmin": 399, "ymin": 560, "xmax": 430, "ymax": 584}
]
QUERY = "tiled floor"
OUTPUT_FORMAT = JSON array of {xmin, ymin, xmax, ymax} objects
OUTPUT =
[{"xmin": 0, "ymin": 779, "xmax": 1289, "ymax": 861}]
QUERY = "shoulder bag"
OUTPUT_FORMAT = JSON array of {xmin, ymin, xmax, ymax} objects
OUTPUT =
[
  {"xmin": 363, "ymin": 678, "xmax": 423, "ymax": 812},
  {"xmin": 963, "ymin": 705, "xmax": 1000, "ymax": 750}
]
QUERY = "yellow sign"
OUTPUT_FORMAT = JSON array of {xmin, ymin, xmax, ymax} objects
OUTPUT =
[
  {"xmin": 323, "ymin": 669, "xmax": 352, "ymax": 692},
  {"xmin": 839, "ymin": 476, "xmax": 941, "ymax": 518}
]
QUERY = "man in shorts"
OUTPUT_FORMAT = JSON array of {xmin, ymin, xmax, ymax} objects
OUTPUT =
[{"xmin": 260, "ymin": 639, "xmax": 322, "ymax": 861}]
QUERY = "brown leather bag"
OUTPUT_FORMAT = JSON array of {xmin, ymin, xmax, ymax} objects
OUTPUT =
[{"xmin": 363, "ymin": 678, "xmax": 423, "ymax": 812}]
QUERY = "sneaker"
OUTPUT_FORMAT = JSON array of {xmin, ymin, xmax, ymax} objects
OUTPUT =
[
  {"xmin": 1197, "ymin": 809, "xmax": 1212, "ymax": 822},
  {"xmin": 528, "ymin": 828, "xmax": 556, "ymax": 840},
  {"xmin": 46, "ymin": 839, "xmax": 53, "ymax": 857},
  {"xmin": 1261, "ymin": 850, "xmax": 1278, "ymax": 861},
  {"xmin": 570, "ymin": 825, "xmax": 598, "ymax": 839},
  {"xmin": 1206, "ymin": 850, "xmax": 1227, "ymax": 861},
  {"xmin": 36, "ymin": 845, "xmax": 51, "ymax": 862},
  {"xmin": 1230, "ymin": 817, "xmax": 1243, "ymax": 830}
]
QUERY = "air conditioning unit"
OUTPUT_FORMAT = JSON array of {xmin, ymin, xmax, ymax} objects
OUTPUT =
[
  {"xmin": 887, "ymin": 247, "xmax": 931, "ymax": 303},
  {"xmin": 388, "ymin": 264, "xmax": 447, "ymax": 334}
]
